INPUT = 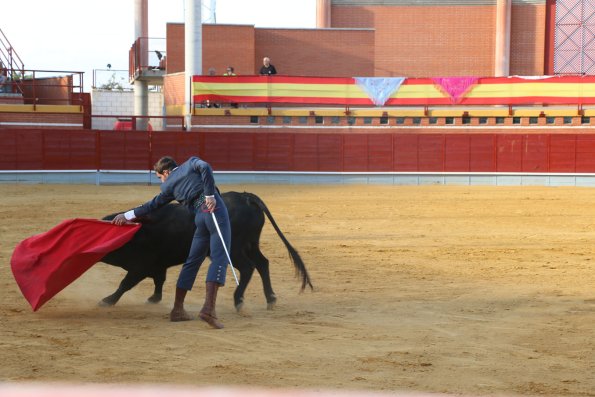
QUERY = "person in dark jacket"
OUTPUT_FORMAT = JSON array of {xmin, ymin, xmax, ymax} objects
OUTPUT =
[
  {"xmin": 112, "ymin": 156, "xmax": 231, "ymax": 329},
  {"xmin": 259, "ymin": 56, "xmax": 277, "ymax": 75}
]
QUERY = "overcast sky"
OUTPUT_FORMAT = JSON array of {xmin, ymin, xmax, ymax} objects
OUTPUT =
[{"xmin": 1, "ymin": 0, "xmax": 316, "ymax": 89}]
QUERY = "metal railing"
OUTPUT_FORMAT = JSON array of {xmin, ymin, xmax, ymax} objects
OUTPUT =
[
  {"xmin": 129, "ymin": 37, "xmax": 167, "ymax": 82},
  {"xmin": 91, "ymin": 115, "xmax": 185, "ymax": 131},
  {"xmin": 0, "ymin": 69, "xmax": 84, "ymax": 109},
  {"xmin": 92, "ymin": 69, "xmax": 133, "ymax": 91},
  {"xmin": 0, "ymin": 27, "xmax": 25, "ymax": 79}
]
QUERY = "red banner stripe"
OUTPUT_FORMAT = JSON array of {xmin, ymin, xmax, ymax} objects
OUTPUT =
[
  {"xmin": 192, "ymin": 75, "xmax": 595, "ymax": 85},
  {"xmin": 192, "ymin": 75, "xmax": 356, "ymax": 85}
]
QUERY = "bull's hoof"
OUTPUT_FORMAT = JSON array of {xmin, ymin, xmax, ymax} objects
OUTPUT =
[
  {"xmin": 266, "ymin": 294, "xmax": 277, "ymax": 310},
  {"xmin": 199, "ymin": 311, "xmax": 224, "ymax": 329},
  {"xmin": 234, "ymin": 297, "xmax": 244, "ymax": 312},
  {"xmin": 146, "ymin": 294, "xmax": 162, "ymax": 304},
  {"xmin": 170, "ymin": 308, "xmax": 193, "ymax": 322},
  {"xmin": 99, "ymin": 298, "xmax": 116, "ymax": 307}
]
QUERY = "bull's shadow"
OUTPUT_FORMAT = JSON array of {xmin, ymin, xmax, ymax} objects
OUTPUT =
[{"xmin": 100, "ymin": 191, "xmax": 313, "ymax": 311}]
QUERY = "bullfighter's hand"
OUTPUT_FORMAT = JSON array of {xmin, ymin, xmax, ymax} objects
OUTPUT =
[
  {"xmin": 112, "ymin": 213, "xmax": 130, "ymax": 226},
  {"xmin": 205, "ymin": 196, "xmax": 216, "ymax": 213}
]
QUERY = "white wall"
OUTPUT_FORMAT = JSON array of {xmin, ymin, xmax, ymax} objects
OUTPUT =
[{"xmin": 91, "ymin": 89, "xmax": 164, "ymax": 130}]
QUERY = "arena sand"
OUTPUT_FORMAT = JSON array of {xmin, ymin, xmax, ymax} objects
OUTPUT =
[{"xmin": 1, "ymin": 184, "xmax": 594, "ymax": 397}]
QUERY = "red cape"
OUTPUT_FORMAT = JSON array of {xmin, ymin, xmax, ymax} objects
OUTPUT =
[{"xmin": 11, "ymin": 218, "xmax": 141, "ymax": 311}]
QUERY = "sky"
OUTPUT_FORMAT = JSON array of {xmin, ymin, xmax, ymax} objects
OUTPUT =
[{"xmin": 0, "ymin": 0, "xmax": 316, "ymax": 90}]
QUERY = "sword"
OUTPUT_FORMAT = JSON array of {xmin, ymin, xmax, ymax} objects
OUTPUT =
[{"xmin": 211, "ymin": 211, "xmax": 239, "ymax": 286}]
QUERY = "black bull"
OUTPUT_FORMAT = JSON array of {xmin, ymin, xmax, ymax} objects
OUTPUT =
[{"xmin": 101, "ymin": 191, "xmax": 313, "ymax": 311}]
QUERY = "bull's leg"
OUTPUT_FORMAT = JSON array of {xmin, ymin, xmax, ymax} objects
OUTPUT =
[
  {"xmin": 147, "ymin": 268, "xmax": 167, "ymax": 304},
  {"xmin": 230, "ymin": 243, "xmax": 255, "ymax": 311},
  {"xmin": 234, "ymin": 266, "xmax": 255, "ymax": 311},
  {"xmin": 99, "ymin": 271, "xmax": 146, "ymax": 306},
  {"xmin": 250, "ymin": 247, "xmax": 276, "ymax": 310}
]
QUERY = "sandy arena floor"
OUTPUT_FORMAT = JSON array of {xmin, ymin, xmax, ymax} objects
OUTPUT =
[{"xmin": 1, "ymin": 184, "xmax": 594, "ymax": 396}]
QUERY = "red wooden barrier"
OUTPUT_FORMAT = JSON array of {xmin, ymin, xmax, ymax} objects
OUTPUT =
[
  {"xmin": 576, "ymin": 135, "xmax": 595, "ymax": 172},
  {"xmin": 2, "ymin": 129, "xmax": 595, "ymax": 174}
]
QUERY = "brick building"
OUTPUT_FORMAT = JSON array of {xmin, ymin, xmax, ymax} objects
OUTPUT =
[
  {"xmin": 166, "ymin": 0, "xmax": 556, "ymax": 77},
  {"xmin": 160, "ymin": 0, "xmax": 579, "ymax": 114},
  {"xmin": 127, "ymin": 0, "xmax": 595, "ymax": 136}
]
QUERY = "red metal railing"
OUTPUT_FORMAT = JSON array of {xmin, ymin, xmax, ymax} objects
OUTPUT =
[
  {"xmin": 91, "ymin": 115, "xmax": 185, "ymax": 131},
  {"xmin": 0, "ymin": 28, "xmax": 25, "ymax": 81},
  {"xmin": 0, "ymin": 69, "xmax": 84, "ymax": 109},
  {"xmin": 129, "ymin": 37, "xmax": 166, "ymax": 82}
]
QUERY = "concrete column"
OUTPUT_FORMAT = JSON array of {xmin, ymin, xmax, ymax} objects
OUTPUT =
[
  {"xmin": 135, "ymin": 0, "xmax": 148, "ymax": 66},
  {"xmin": 134, "ymin": 0, "xmax": 149, "ymax": 130},
  {"xmin": 134, "ymin": 82, "xmax": 148, "ymax": 130},
  {"xmin": 185, "ymin": 0, "xmax": 202, "ymax": 131},
  {"xmin": 494, "ymin": 0, "xmax": 511, "ymax": 77},
  {"xmin": 316, "ymin": 0, "xmax": 331, "ymax": 28}
]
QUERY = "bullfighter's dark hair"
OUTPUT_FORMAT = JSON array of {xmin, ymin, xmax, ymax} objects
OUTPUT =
[{"xmin": 154, "ymin": 156, "xmax": 177, "ymax": 174}]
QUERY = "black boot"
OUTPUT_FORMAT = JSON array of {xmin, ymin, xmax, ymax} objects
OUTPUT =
[
  {"xmin": 199, "ymin": 282, "xmax": 224, "ymax": 329},
  {"xmin": 170, "ymin": 287, "xmax": 192, "ymax": 322}
]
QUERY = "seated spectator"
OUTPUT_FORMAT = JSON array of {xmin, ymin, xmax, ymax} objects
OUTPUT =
[
  {"xmin": 0, "ymin": 68, "xmax": 9, "ymax": 93},
  {"xmin": 202, "ymin": 67, "xmax": 220, "ymax": 108},
  {"xmin": 224, "ymin": 67, "xmax": 238, "ymax": 108}
]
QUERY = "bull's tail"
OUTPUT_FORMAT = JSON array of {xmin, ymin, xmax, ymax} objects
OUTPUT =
[{"xmin": 243, "ymin": 192, "xmax": 313, "ymax": 291}]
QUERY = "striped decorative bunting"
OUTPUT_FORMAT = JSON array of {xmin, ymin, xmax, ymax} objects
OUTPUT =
[
  {"xmin": 192, "ymin": 75, "xmax": 595, "ymax": 107},
  {"xmin": 193, "ymin": 76, "xmax": 373, "ymax": 105}
]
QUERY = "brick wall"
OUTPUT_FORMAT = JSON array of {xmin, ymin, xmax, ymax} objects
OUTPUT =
[
  {"xmin": 510, "ymin": 4, "xmax": 547, "ymax": 75},
  {"xmin": 165, "ymin": 24, "xmax": 375, "ymax": 108},
  {"xmin": 254, "ymin": 28, "xmax": 374, "ymax": 76},
  {"xmin": 167, "ymin": 23, "xmax": 374, "ymax": 77},
  {"xmin": 331, "ymin": 3, "xmax": 547, "ymax": 77},
  {"xmin": 163, "ymin": 3, "xmax": 549, "ymax": 110},
  {"xmin": 163, "ymin": 72, "xmax": 186, "ymax": 107},
  {"xmin": 203, "ymin": 24, "xmax": 256, "ymax": 76},
  {"xmin": 0, "ymin": 94, "xmax": 24, "ymax": 104},
  {"xmin": 167, "ymin": 23, "xmax": 255, "ymax": 75},
  {"xmin": 166, "ymin": 4, "xmax": 548, "ymax": 79},
  {"xmin": 166, "ymin": 23, "xmax": 184, "ymax": 74},
  {"xmin": 333, "ymin": 5, "xmax": 496, "ymax": 77},
  {"xmin": 0, "ymin": 113, "xmax": 83, "ymax": 129}
]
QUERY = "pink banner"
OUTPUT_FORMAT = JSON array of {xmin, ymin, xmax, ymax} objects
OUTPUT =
[{"xmin": 432, "ymin": 77, "xmax": 479, "ymax": 104}]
